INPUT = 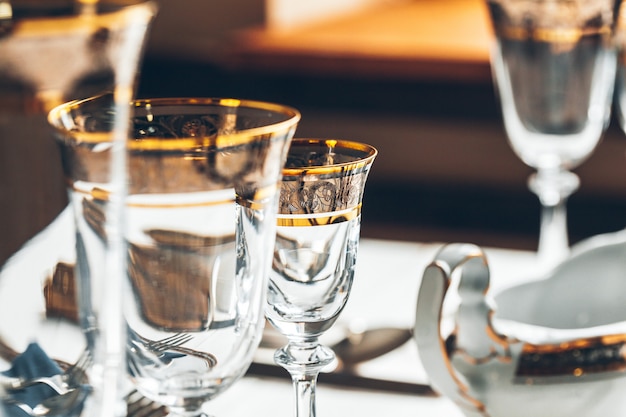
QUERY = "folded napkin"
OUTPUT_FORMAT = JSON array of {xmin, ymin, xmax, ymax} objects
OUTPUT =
[
  {"xmin": 1, "ymin": 343, "xmax": 87, "ymax": 417},
  {"xmin": 2, "ymin": 342, "xmax": 62, "ymax": 416}
]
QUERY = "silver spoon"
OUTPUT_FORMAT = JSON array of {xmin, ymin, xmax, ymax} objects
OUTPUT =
[
  {"xmin": 260, "ymin": 322, "xmax": 412, "ymax": 367},
  {"xmin": 331, "ymin": 326, "xmax": 412, "ymax": 368}
]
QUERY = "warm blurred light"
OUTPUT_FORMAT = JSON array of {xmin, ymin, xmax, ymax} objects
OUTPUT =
[
  {"xmin": 265, "ymin": 0, "xmax": 407, "ymax": 30},
  {"xmin": 0, "ymin": 0, "xmax": 12, "ymax": 20}
]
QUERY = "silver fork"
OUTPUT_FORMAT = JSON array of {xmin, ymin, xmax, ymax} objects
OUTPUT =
[
  {"xmin": 142, "ymin": 333, "xmax": 193, "ymax": 355},
  {"xmin": 130, "ymin": 332, "xmax": 193, "ymax": 362},
  {"xmin": 2, "ymin": 348, "xmax": 92, "ymax": 395},
  {"xmin": 129, "ymin": 332, "xmax": 217, "ymax": 371},
  {"xmin": 128, "ymin": 332, "xmax": 194, "ymax": 371}
]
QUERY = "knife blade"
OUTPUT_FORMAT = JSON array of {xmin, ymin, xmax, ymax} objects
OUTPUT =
[{"xmin": 246, "ymin": 362, "xmax": 436, "ymax": 396}]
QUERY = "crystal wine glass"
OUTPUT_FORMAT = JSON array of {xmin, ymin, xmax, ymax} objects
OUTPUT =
[
  {"xmin": 49, "ymin": 96, "xmax": 300, "ymax": 417},
  {"xmin": 615, "ymin": 4, "xmax": 626, "ymax": 133},
  {"xmin": 0, "ymin": 3, "xmax": 155, "ymax": 417},
  {"xmin": 266, "ymin": 138, "xmax": 377, "ymax": 417},
  {"xmin": 485, "ymin": 0, "xmax": 623, "ymax": 269}
]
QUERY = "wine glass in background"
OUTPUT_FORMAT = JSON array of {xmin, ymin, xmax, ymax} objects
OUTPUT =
[
  {"xmin": 485, "ymin": 0, "xmax": 623, "ymax": 269},
  {"xmin": 266, "ymin": 139, "xmax": 376, "ymax": 417},
  {"xmin": 49, "ymin": 96, "xmax": 300, "ymax": 417},
  {"xmin": 614, "ymin": 4, "xmax": 626, "ymax": 134}
]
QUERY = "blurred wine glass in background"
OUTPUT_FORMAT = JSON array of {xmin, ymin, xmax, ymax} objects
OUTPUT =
[
  {"xmin": 485, "ymin": 0, "xmax": 623, "ymax": 270},
  {"xmin": 614, "ymin": 4, "xmax": 626, "ymax": 135}
]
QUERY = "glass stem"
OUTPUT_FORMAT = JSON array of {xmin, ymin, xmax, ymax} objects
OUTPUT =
[
  {"xmin": 292, "ymin": 370, "xmax": 320, "ymax": 417},
  {"xmin": 537, "ymin": 197, "xmax": 569, "ymax": 269},
  {"xmin": 275, "ymin": 340, "xmax": 336, "ymax": 417},
  {"xmin": 528, "ymin": 169, "xmax": 579, "ymax": 271}
]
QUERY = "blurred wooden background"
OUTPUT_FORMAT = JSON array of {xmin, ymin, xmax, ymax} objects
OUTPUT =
[
  {"xmin": 2, "ymin": 0, "xmax": 626, "ymax": 266},
  {"xmin": 138, "ymin": 0, "xmax": 626, "ymax": 250}
]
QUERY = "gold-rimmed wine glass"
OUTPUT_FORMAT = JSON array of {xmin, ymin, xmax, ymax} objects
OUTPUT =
[{"xmin": 266, "ymin": 138, "xmax": 377, "ymax": 417}]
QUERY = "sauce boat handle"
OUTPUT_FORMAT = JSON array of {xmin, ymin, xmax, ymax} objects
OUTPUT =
[{"xmin": 414, "ymin": 243, "xmax": 494, "ymax": 417}]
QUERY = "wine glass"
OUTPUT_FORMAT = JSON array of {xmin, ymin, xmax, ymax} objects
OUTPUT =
[
  {"xmin": 49, "ymin": 96, "xmax": 300, "ymax": 417},
  {"xmin": 0, "ymin": 3, "xmax": 155, "ymax": 417},
  {"xmin": 615, "ymin": 4, "xmax": 626, "ymax": 133},
  {"xmin": 484, "ymin": 0, "xmax": 623, "ymax": 269},
  {"xmin": 266, "ymin": 138, "xmax": 377, "ymax": 417}
]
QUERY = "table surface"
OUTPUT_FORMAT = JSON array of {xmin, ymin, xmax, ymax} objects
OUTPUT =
[
  {"xmin": 210, "ymin": 237, "xmax": 539, "ymax": 417},
  {"xmin": 0, "ymin": 207, "xmax": 541, "ymax": 417}
]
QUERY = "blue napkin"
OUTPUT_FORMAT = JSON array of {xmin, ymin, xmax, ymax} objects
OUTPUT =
[
  {"xmin": 0, "ymin": 343, "xmax": 91, "ymax": 417},
  {"xmin": 2, "ymin": 343, "xmax": 63, "ymax": 416}
]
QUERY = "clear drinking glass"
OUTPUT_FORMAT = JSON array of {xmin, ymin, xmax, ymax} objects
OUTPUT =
[
  {"xmin": 266, "ymin": 138, "xmax": 377, "ymax": 417},
  {"xmin": 49, "ymin": 96, "xmax": 300, "ymax": 417},
  {"xmin": 0, "ymin": 3, "xmax": 155, "ymax": 417},
  {"xmin": 485, "ymin": 0, "xmax": 622, "ymax": 269}
]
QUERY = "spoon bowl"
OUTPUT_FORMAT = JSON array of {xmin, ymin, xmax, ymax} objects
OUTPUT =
[{"xmin": 260, "ymin": 322, "xmax": 412, "ymax": 367}]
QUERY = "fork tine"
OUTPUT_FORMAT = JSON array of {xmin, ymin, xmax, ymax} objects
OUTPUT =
[
  {"xmin": 63, "ymin": 348, "xmax": 93, "ymax": 388},
  {"xmin": 72, "ymin": 351, "xmax": 89, "ymax": 371},
  {"xmin": 156, "ymin": 333, "xmax": 190, "ymax": 347},
  {"xmin": 148, "ymin": 333, "xmax": 192, "ymax": 352},
  {"xmin": 148, "ymin": 333, "xmax": 183, "ymax": 347},
  {"xmin": 127, "ymin": 351, "xmax": 143, "ymax": 378}
]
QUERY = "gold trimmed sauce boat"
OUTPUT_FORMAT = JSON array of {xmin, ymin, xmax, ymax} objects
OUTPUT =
[{"xmin": 414, "ymin": 230, "xmax": 626, "ymax": 417}]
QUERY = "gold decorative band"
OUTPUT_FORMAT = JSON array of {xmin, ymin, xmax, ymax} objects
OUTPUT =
[
  {"xmin": 277, "ymin": 204, "xmax": 361, "ymax": 227},
  {"xmin": 69, "ymin": 182, "xmax": 236, "ymax": 208},
  {"xmin": 516, "ymin": 333, "xmax": 626, "ymax": 378},
  {"xmin": 71, "ymin": 182, "xmax": 278, "ymax": 210},
  {"xmin": 236, "ymin": 183, "xmax": 279, "ymax": 210}
]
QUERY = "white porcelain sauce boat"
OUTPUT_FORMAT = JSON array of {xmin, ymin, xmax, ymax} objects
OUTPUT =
[{"xmin": 414, "ymin": 230, "xmax": 626, "ymax": 417}]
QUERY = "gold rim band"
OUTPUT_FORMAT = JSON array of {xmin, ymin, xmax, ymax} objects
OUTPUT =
[
  {"xmin": 49, "ymin": 96, "xmax": 301, "ymax": 146},
  {"xmin": 282, "ymin": 139, "xmax": 377, "ymax": 177},
  {"xmin": 277, "ymin": 204, "xmax": 361, "ymax": 227}
]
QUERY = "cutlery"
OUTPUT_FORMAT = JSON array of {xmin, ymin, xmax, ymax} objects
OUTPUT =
[
  {"xmin": 246, "ymin": 362, "xmax": 435, "ymax": 396},
  {"xmin": 332, "ymin": 326, "xmax": 413, "ymax": 368},
  {"xmin": 260, "ymin": 323, "xmax": 413, "ymax": 367},
  {"xmin": 2, "ymin": 385, "xmax": 90, "ymax": 417},
  {"xmin": 2, "ymin": 348, "xmax": 91, "ymax": 396},
  {"xmin": 127, "ymin": 331, "xmax": 217, "ymax": 371},
  {"xmin": 129, "ymin": 332, "xmax": 193, "ymax": 364},
  {"xmin": 254, "ymin": 323, "xmax": 435, "ymax": 395}
]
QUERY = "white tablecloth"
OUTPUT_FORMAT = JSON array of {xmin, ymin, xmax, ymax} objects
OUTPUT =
[
  {"xmin": 211, "ymin": 237, "xmax": 539, "ymax": 417},
  {"xmin": 1, "ymin": 207, "xmax": 541, "ymax": 417}
]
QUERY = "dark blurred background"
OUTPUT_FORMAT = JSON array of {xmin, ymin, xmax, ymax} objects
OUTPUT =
[
  {"xmin": 137, "ymin": 0, "xmax": 626, "ymax": 251},
  {"xmin": 2, "ymin": 0, "xmax": 626, "ymax": 266}
]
